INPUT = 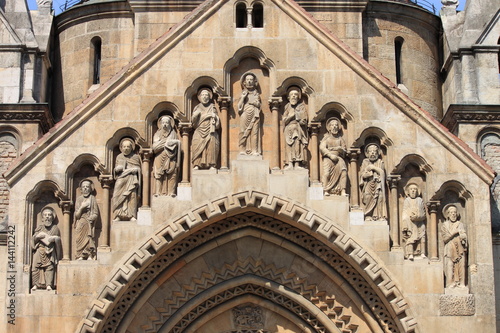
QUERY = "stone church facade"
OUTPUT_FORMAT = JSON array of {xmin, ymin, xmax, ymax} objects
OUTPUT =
[{"xmin": 0, "ymin": 0, "xmax": 499, "ymax": 332}]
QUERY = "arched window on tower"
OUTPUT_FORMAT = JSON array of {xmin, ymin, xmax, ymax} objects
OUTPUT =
[
  {"xmin": 252, "ymin": 3, "xmax": 264, "ymax": 28},
  {"xmin": 395, "ymin": 37, "xmax": 404, "ymax": 85},
  {"xmin": 91, "ymin": 37, "xmax": 102, "ymax": 85},
  {"xmin": 236, "ymin": 3, "xmax": 247, "ymax": 28}
]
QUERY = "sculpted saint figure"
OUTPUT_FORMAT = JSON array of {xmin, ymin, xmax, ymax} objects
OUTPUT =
[
  {"xmin": 359, "ymin": 143, "xmax": 387, "ymax": 221},
  {"xmin": 31, "ymin": 207, "xmax": 62, "ymax": 291},
  {"xmin": 112, "ymin": 138, "xmax": 141, "ymax": 221},
  {"xmin": 442, "ymin": 204, "xmax": 468, "ymax": 288},
  {"xmin": 320, "ymin": 117, "xmax": 347, "ymax": 196},
  {"xmin": 238, "ymin": 72, "xmax": 261, "ymax": 155},
  {"xmin": 402, "ymin": 183, "xmax": 426, "ymax": 260},
  {"xmin": 192, "ymin": 89, "xmax": 220, "ymax": 170},
  {"xmin": 153, "ymin": 115, "xmax": 180, "ymax": 196},
  {"xmin": 283, "ymin": 87, "xmax": 308, "ymax": 170},
  {"xmin": 74, "ymin": 179, "xmax": 99, "ymax": 260}
]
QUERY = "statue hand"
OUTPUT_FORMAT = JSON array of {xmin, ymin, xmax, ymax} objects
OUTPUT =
[{"xmin": 241, "ymin": 90, "xmax": 248, "ymax": 98}]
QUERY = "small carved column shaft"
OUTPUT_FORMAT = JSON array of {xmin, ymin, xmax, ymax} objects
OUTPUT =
[
  {"xmin": 269, "ymin": 97, "xmax": 282, "ymax": 169},
  {"xmin": 180, "ymin": 124, "xmax": 191, "ymax": 183},
  {"xmin": 60, "ymin": 201, "xmax": 72, "ymax": 260},
  {"xmin": 388, "ymin": 175, "xmax": 401, "ymax": 248},
  {"xmin": 219, "ymin": 97, "xmax": 231, "ymax": 170},
  {"xmin": 141, "ymin": 150, "xmax": 152, "ymax": 208},
  {"xmin": 427, "ymin": 201, "xmax": 440, "ymax": 261},
  {"xmin": 99, "ymin": 176, "xmax": 112, "ymax": 249},
  {"xmin": 309, "ymin": 122, "xmax": 321, "ymax": 183},
  {"xmin": 246, "ymin": 7, "xmax": 253, "ymax": 29},
  {"xmin": 348, "ymin": 149, "xmax": 360, "ymax": 207}
]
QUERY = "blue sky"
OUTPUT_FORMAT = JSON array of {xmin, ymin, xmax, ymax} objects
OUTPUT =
[{"xmin": 27, "ymin": 0, "xmax": 467, "ymax": 16}]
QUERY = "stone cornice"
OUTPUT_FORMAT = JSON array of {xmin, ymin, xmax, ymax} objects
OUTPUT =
[
  {"xmin": 4, "ymin": 0, "xmax": 495, "ymax": 186},
  {"xmin": 0, "ymin": 104, "xmax": 54, "ymax": 133},
  {"xmin": 441, "ymin": 104, "xmax": 500, "ymax": 133}
]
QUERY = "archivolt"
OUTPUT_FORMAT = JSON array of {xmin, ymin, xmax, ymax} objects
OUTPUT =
[{"xmin": 78, "ymin": 190, "xmax": 418, "ymax": 333}]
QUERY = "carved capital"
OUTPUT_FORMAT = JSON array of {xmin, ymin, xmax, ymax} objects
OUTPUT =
[
  {"xmin": 427, "ymin": 201, "xmax": 440, "ymax": 214},
  {"xmin": 59, "ymin": 201, "xmax": 73, "ymax": 214},
  {"xmin": 179, "ymin": 122, "xmax": 192, "ymax": 135},
  {"xmin": 348, "ymin": 148, "xmax": 361, "ymax": 161},
  {"xmin": 99, "ymin": 175, "xmax": 113, "ymax": 188},
  {"xmin": 217, "ymin": 96, "xmax": 231, "ymax": 109},
  {"xmin": 141, "ymin": 149, "xmax": 153, "ymax": 161},
  {"xmin": 387, "ymin": 174, "xmax": 401, "ymax": 188},
  {"xmin": 268, "ymin": 97, "xmax": 282, "ymax": 111},
  {"xmin": 309, "ymin": 121, "xmax": 322, "ymax": 134}
]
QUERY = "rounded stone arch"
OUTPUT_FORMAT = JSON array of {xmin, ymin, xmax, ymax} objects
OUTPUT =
[
  {"xmin": 65, "ymin": 154, "xmax": 106, "ymax": 198},
  {"xmin": 274, "ymin": 76, "xmax": 316, "ymax": 114},
  {"xmin": 105, "ymin": 127, "xmax": 146, "ymax": 168},
  {"xmin": 224, "ymin": 46, "xmax": 277, "ymax": 92},
  {"xmin": 145, "ymin": 101, "xmax": 183, "ymax": 144},
  {"xmin": 184, "ymin": 76, "xmax": 225, "ymax": 121},
  {"xmin": 353, "ymin": 127, "xmax": 394, "ymax": 168},
  {"xmin": 392, "ymin": 154, "xmax": 432, "ymax": 198},
  {"xmin": 0, "ymin": 125, "xmax": 22, "ymax": 154},
  {"xmin": 78, "ymin": 191, "xmax": 419, "ymax": 333}
]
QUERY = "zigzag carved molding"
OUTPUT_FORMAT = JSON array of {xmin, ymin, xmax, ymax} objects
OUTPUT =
[{"xmin": 78, "ymin": 190, "xmax": 418, "ymax": 333}]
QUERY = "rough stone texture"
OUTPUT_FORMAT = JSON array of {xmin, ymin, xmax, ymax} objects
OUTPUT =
[{"xmin": 439, "ymin": 294, "xmax": 475, "ymax": 316}]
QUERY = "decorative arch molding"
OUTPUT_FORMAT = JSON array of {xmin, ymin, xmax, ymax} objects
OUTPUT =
[
  {"xmin": 184, "ymin": 76, "xmax": 226, "ymax": 121},
  {"xmin": 65, "ymin": 154, "xmax": 106, "ymax": 197},
  {"xmin": 314, "ymin": 102, "xmax": 354, "ymax": 123},
  {"xmin": 0, "ymin": 125, "xmax": 22, "ymax": 153},
  {"xmin": 78, "ymin": 191, "xmax": 418, "ymax": 333},
  {"xmin": 105, "ymin": 127, "xmax": 146, "ymax": 168},
  {"xmin": 431, "ymin": 180, "xmax": 473, "ymax": 203},
  {"xmin": 352, "ymin": 127, "xmax": 393, "ymax": 149},
  {"xmin": 274, "ymin": 76, "xmax": 315, "ymax": 114},
  {"xmin": 224, "ymin": 46, "xmax": 277, "ymax": 92},
  {"xmin": 145, "ymin": 101, "xmax": 183, "ymax": 144},
  {"xmin": 392, "ymin": 154, "xmax": 433, "ymax": 175}
]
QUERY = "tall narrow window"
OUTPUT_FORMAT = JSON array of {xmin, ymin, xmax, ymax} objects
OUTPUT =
[
  {"xmin": 395, "ymin": 37, "xmax": 404, "ymax": 85},
  {"xmin": 92, "ymin": 37, "xmax": 102, "ymax": 85},
  {"xmin": 236, "ymin": 3, "xmax": 247, "ymax": 28},
  {"xmin": 252, "ymin": 3, "xmax": 264, "ymax": 28}
]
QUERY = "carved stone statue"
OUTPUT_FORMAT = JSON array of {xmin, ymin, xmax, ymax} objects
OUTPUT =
[
  {"xmin": 112, "ymin": 138, "xmax": 141, "ymax": 221},
  {"xmin": 359, "ymin": 143, "xmax": 387, "ymax": 221},
  {"xmin": 31, "ymin": 207, "xmax": 62, "ymax": 291},
  {"xmin": 238, "ymin": 72, "xmax": 261, "ymax": 155},
  {"xmin": 283, "ymin": 87, "xmax": 308, "ymax": 170},
  {"xmin": 320, "ymin": 117, "xmax": 347, "ymax": 196},
  {"xmin": 74, "ymin": 179, "xmax": 98, "ymax": 260},
  {"xmin": 153, "ymin": 116, "xmax": 180, "ymax": 196},
  {"xmin": 192, "ymin": 89, "xmax": 220, "ymax": 169},
  {"xmin": 442, "ymin": 204, "xmax": 468, "ymax": 288},
  {"xmin": 402, "ymin": 183, "xmax": 426, "ymax": 260}
]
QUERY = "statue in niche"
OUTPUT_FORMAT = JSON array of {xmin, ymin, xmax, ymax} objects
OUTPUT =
[
  {"xmin": 112, "ymin": 138, "xmax": 141, "ymax": 221},
  {"xmin": 31, "ymin": 207, "xmax": 62, "ymax": 291},
  {"xmin": 320, "ymin": 117, "xmax": 347, "ymax": 196},
  {"xmin": 74, "ymin": 179, "xmax": 99, "ymax": 260},
  {"xmin": 283, "ymin": 87, "xmax": 308, "ymax": 170},
  {"xmin": 191, "ymin": 88, "xmax": 220, "ymax": 170},
  {"xmin": 402, "ymin": 183, "xmax": 426, "ymax": 260},
  {"xmin": 153, "ymin": 115, "xmax": 180, "ymax": 196},
  {"xmin": 237, "ymin": 72, "xmax": 261, "ymax": 155},
  {"xmin": 442, "ymin": 204, "xmax": 468, "ymax": 288},
  {"xmin": 359, "ymin": 143, "xmax": 387, "ymax": 221}
]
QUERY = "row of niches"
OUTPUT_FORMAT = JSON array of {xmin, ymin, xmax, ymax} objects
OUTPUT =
[{"xmin": 26, "ymin": 72, "xmax": 473, "ymax": 291}]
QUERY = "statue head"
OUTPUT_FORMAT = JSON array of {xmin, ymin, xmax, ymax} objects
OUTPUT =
[
  {"xmin": 119, "ymin": 138, "xmax": 135, "ymax": 156},
  {"xmin": 158, "ymin": 115, "xmax": 174, "ymax": 132},
  {"xmin": 197, "ymin": 88, "xmax": 213, "ymax": 105},
  {"xmin": 443, "ymin": 204, "xmax": 460, "ymax": 222},
  {"xmin": 287, "ymin": 87, "xmax": 301, "ymax": 106},
  {"xmin": 326, "ymin": 117, "xmax": 341, "ymax": 136},
  {"xmin": 405, "ymin": 183, "xmax": 420, "ymax": 199},
  {"xmin": 241, "ymin": 72, "xmax": 258, "ymax": 90},
  {"xmin": 41, "ymin": 207, "xmax": 55, "ymax": 227},
  {"xmin": 80, "ymin": 179, "xmax": 94, "ymax": 198},
  {"xmin": 365, "ymin": 143, "xmax": 380, "ymax": 162}
]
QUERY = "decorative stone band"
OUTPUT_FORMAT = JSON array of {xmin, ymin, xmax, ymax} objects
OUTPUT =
[{"xmin": 78, "ymin": 190, "xmax": 418, "ymax": 333}]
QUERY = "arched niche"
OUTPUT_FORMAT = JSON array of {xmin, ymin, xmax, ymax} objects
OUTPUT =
[
  {"xmin": 352, "ymin": 127, "xmax": 394, "ymax": 167},
  {"xmin": 78, "ymin": 191, "xmax": 418, "ymax": 333},
  {"xmin": 24, "ymin": 180, "xmax": 67, "ymax": 264},
  {"xmin": 145, "ymin": 101, "xmax": 183, "ymax": 145},
  {"xmin": 184, "ymin": 77, "xmax": 225, "ymax": 122},
  {"xmin": 105, "ymin": 128, "xmax": 146, "ymax": 170}
]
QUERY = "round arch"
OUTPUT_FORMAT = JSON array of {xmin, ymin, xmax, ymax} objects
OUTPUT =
[{"xmin": 78, "ymin": 191, "xmax": 418, "ymax": 333}]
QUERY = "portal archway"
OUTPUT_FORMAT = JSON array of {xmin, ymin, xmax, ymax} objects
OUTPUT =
[{"xmin": 78, "ymin": 191, "xmax": 418, "ymax": 333}]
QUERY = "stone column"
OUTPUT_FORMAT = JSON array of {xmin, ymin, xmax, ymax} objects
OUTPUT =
[
  {"xmin": 268, "ymin": 97, "xmax": 282, "ymax": 170},
  {"xmin": 60, "ymin": 201, "xmax": 73, "ymax": 261},
  {"xmin": 427, "ymin": 201, "xmax": 440, "ymax": 261},
  {"xmin": 348, "ymin": 148, "xmax": 360, "ymax": 207},
  {"xmin": 141, "ymin": 149, "xmax": 152, "ymax": 208},
  {"xmin": 309, "ymin": 122, "xmax": 321, "ymax": 183},
  {"xmin": 218, "ymin": 97, "xmax": 231, "ymax": 170},
  {"xmin": 98, "ymin": 175, "xmax": 112, "ymax": 249},
  {"xmin": 180, "ymin": 123, "xmax": 192, "ymax": 184},
  {"xmin": 387, "ymin": 175, "xmax": 401, "ymax": 249},
  {"xmin": 246, "ymin": 7, "xmax": 253, "ymax": 29}
]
